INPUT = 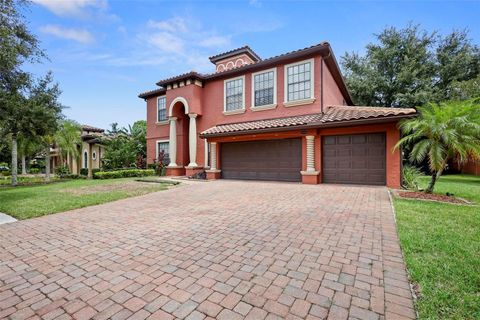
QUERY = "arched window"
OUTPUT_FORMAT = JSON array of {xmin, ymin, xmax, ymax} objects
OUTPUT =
[{"xmin": 84, "ymin": 151, "xmax": 88, "ymax": 168}]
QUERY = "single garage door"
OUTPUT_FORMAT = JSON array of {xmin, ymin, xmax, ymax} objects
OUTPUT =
[
  {"xmin": 322, "ymin": 133, "xmax": 386, "ymax": 185},
  {"xmin": 221, "ymin": 138, "xmax": 302, "ymax": 182}
]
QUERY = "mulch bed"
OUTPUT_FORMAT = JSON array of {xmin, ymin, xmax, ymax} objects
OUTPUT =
[{"xmin": 397, "ymin": 191, "xmax": 470, "ymax": 204}]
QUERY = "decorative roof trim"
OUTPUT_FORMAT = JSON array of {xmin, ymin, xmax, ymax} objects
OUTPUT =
[{"xmin": 209, "ymin": 45, "xmax": 261, "ymax": 63}]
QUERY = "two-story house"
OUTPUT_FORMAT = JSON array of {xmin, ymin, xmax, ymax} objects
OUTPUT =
[{"xmin": 139, "ymin": 42, "xmax": 416, "ymax": 188}]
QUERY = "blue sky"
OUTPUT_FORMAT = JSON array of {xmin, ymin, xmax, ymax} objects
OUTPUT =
[{"xmin": 25, "ymin": 0, "xmax": 480, "ymax": 129}]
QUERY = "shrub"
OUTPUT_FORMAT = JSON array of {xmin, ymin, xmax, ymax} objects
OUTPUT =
[
  {"xmin": 93, "ymin": 169, "xmax": 155, "ymax": 179},
  {"xmin": 80, "ymin": 168, "xmax": 101, "ymax": 176},
  {"xmin": 55, "ymin": 165, "xmax": 70, "ymax": 178},
  {"xmin": 29, "ymin": 168, "xmax": 41, "ymax": 174},
  {"xmin": 61, "ymin": 174, "xmax": 84, "ymax": 180},
  {"xmin": 403, "ymin": 165, "xmax": 423, "ymax": 191}
]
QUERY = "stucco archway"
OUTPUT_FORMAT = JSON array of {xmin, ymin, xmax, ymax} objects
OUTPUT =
[{"xmin": 169, "ymin": 97, "xmax": 190, "ymax": 117}]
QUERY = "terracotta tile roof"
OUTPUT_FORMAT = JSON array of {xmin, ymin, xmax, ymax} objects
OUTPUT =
[
  {"xmin": 156, "ymin": 71, "xmax": 204, "ymax": 87},
  {"xmin": 138, "ymin": 87, "xmax": 167, "ymax": 99},
  {"xmin": 81, "ymin": 124, "xmax": 105, "ymax": 133},
  {"xmin": 209, "ymin": 45, "xmax": 261, "ymax": 63},
  {"xmin": 200, "ymin": 106, "xmax": 416, "ymax": 137},
  {"xmin": 201, "ymin": 113, "xmax": 324, "ymax": 136},
  {"xmin": 322, "ymin": 106, "xmax": 417, "ymax": 123}
]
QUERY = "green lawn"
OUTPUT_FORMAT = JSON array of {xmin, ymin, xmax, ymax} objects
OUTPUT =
[
  {"xmin": 0, "ymin": 178, "xmax": 171, "ymax": 220},
  {"xmin": 394, "ymin": 174, "xmax": 480, "ymax": 319}
]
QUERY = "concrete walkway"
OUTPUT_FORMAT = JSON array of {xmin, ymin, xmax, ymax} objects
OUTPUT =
[
  {"xmin": 0, "ymin": 180, "xmax": 415, "ymax": 319},
  {"xmin": 0, "ymin": 212, "xmax": 16, "ymax": 225}
]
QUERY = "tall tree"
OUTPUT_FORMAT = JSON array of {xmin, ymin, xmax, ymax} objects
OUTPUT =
[
  {"xmin": 435, "ymin": 30, "xmax": 480, "ymax": 100},
  {"xmin": 342, "ymin": 24, "xmax": 480, "ymax": 107},
  {"xmin": 27, "ymin": 73, "xmax": 64, "ymax": 182},
  {"xmin": 0, "ymin": 0, "xmax": 64, "ymax": 186}
]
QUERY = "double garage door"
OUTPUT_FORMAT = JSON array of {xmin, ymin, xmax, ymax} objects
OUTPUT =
[{"xmin": 220, "ymin": 133, "xmax": 386, "ymax": 185}]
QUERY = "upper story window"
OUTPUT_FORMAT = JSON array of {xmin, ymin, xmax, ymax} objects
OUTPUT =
[
  {"xmin": 252, "ymin": 68, "xmax": 276, "ymax": 107},
  {"xmin": 285, "ymin": 59, "xmax": 314, "ymax": 102},
  {"xmin": 157, "ymin": 96, "xmax": 167, "ymax": 121},
  {"xmin": 224, "ymin": 76, "xmax": 245, "ymax": 112}
]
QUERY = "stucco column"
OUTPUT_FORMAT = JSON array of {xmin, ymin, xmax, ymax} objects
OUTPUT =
[
  {"xmin": 306, "ymin": 135, "xmax": 315, "ymax": 172},
  {"xmin": 87, "ymin": 143, "xmax": 93, "ymax": 179},
  {"xmin": 168, "ymin": 117, "xmax": 178, "ymax": 167},
  {"xmin": 187, "ymin": 113, "xmax": 198, "ymax": 167},
  {"xmin": 210, "ymin": 142, "xmax": 218, "ymax": 170}
]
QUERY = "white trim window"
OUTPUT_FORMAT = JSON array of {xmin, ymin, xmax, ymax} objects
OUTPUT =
[
  {"xmin": 92, "ymin": 151, "xmax": 97, "ymax": 160},
  {"xmin": 284, "ymin": 59, "xmax": 314, "ymax": 103},
  {"xmin": 156, "ymin": 140, "xmax": 170, "ymax": 165},
  {"xmin": 224, "ymin": 76, "xmax": 245, "ymax": 112},
  {"xmin": 157, "ymin": 96, "xmax": 167, "ymax": 122},
  {"xmin": 252, "ymin": 68, "xmax": 277, "ymax": 109}
]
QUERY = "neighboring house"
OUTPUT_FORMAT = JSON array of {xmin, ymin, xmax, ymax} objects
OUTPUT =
[
  {"xmin": 50, "ymin": 125, "xmax": 105, "ymax": 177},
  {"xmin": 453, "ymin": 158, "xmax": 480, "ymax": 176},
  {"xmin": 138, "ymin": 42, "xmax": 416, "ymax": 188}
]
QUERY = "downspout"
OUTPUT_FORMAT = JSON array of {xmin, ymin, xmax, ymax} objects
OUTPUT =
[
  {"xmin": 321, "ymin": 56, "xmax": 325, "ymax": 114},
  {"xmin": 321, "ymin": 51, "xmax": 332, "ymax": 113}
]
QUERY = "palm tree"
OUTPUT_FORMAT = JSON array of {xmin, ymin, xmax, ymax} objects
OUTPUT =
[
  {"xmin": 395, "ymin": 99, "xmax": 480, "ymax": 193},
  {"xmin": 54, "ymin": 120, "xmax": 81, "ymax": 172},
  {"xmin": 17, "ymin": 133, "xmax": 41, "ymax": 174}
]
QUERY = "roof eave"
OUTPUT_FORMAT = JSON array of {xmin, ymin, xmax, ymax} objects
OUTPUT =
[{"xmin": 138, "ymin": 88, "xmax": 167, "ymax": 99}]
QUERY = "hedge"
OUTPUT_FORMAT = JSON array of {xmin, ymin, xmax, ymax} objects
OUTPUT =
[{"xmin": 93, "ymin": 169, "xmax": 155, "ymax": 179}]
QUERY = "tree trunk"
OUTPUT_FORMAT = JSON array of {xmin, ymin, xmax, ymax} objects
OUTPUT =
[
  {"xmin": 11, "ymin": 135, "xmax": 18, "ymax": 186},
  {"xmin": 426, "ymin": 169, "xmax": 443, "ymax": 194},
  {"xmin": 45, "ymin": 146, "xmax": 51, "ymax": 182},
  {"xmin": 21, "ymin": 155, "xmax": 26, "ymax": 175}
]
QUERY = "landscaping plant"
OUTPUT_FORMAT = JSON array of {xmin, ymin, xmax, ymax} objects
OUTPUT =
[
  {"xmin": 402, "ymin": 165, "xmax": 423, "ymax": 191},
  {"xmin": 396, "ymin": 99, "xmax": 480, "ymax": 193}
]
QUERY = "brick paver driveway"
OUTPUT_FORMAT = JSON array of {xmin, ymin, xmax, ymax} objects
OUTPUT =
[{"xmin": 1, "ymin": 180, "xmax": 415, "ymax": 320}]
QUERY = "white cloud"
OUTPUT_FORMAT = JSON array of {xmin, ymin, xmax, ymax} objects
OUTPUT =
[
  {"xmin": 33, "ymin": 0, "xmax": 107, "ymax": 17},
  {"xmin": 40, "ymin": 25, "xmax": 94, "ymax": 44},
  {"xmin": 198, "ymin": 35, "xmax": 231, "ymax": 48},
  {"xmin": 147, "ymin": 18, "xmax": 188, "ymax": 33},
  {"xmin": 147, "ymin": 32, "xmax": 185, "ymax": 53}
]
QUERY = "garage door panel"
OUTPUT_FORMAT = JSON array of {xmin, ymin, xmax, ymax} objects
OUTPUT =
[
  {"xmin": 322, "ymin": 133, "xmax": 386, "ymax": 185},
  {"xmin": 352, "ymin": 135, "xmax": 367, "ymax": 144},
  {"xmin": 323, "ymin": 136, "xmax": 336, "ymax": 145},
  {"xmin": 337, "ymin": 136, "xmax": 351, "ymax": 144},
  {"xmin": 352, "ymin": 160, "xmax": 368, "ymax": 169},
  {"xmin": 221, "ymin": 138, "xmax": 302, "ymax": 182}
]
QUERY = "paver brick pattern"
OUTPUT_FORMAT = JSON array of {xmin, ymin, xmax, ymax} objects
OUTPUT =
[{"xmin": 0, "ymin": 180, "xmax": 415, "ymax": 319}]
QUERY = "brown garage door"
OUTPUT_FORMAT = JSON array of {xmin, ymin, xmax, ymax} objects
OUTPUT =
[
  {"xmin": 221, "ymin": 138, "xmax": 302, "ymax": 182},
  {"xmin": 322, "ymin": 133, "xmax": 386, "ymax": 185}
]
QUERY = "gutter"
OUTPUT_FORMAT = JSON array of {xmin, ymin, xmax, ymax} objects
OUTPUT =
[{"xmin": 199, "ymin": 114, "xmax": 416, "ymax": 139}]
